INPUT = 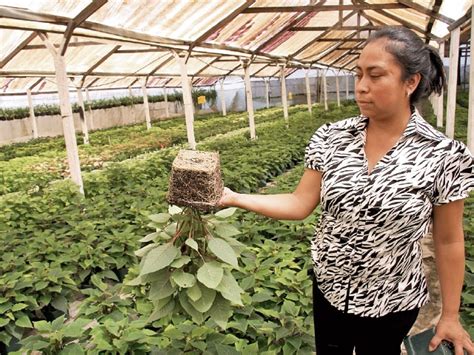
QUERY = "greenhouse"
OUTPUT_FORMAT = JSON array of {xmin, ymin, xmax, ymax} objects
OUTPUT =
[{"xmin": 0, "ymin": 0, "xmax": 473, "ymax": 354}]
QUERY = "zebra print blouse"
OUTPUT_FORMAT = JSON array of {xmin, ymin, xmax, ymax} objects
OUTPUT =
[{"xmin": 305, "ymin": 109, "xmax": 474, "ymax": 317}]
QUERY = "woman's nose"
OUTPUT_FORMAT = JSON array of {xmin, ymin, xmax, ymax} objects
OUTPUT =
[{"xmin": 356, "ymin": 76, "xmax": 369, "ymax": 93}]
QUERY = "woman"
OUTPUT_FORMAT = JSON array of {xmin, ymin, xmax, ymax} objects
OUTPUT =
[{"xmin": 219, "ymin": 27, "xmax": 474, "ymax": 355}]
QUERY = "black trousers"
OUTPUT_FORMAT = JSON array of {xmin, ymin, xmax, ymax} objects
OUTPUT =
[{"xmin": 313, "ymin": 280, "xmax": 420, "ymax": 355}]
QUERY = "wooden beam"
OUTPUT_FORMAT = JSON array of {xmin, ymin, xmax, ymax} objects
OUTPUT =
[
  {"xmin": 29, "ymin": 77, "xmax": 45, "ymax": 91},
  {"xmin": 192, "ymin": 0, "xmax": 255, "ymax": 45},
  {"xmin": 26, "ymin": 89, "xmax": 38, "ymax": 139},
  {"xmin": 243, "ymin": 4, "xmax": 405, "ymax": 13},
  {"xmin": 0, "ymin": 32, "xmax": 37, "ymax": 68},
  {"xmin": 80, "ymin": 45, "xmax": 121, "ymax": 86},
  {"xmin": 60, "ymin": 0, "xmax": 108, "ymax": 55},
  {"xmin": 398, "ymin": 0, "xmax": 454, "ymax": 26},
  {"xmin": 364, "ymin": 4, "xmax": 441, "ymax": 41},
  {"xmin": 424, "ymin": 0, "xmax": 443, "ymax": 44},
  {"xmin": 448, "ymin": 8, "xmax": 472, "ymax": 31},
  {"xmin": 468, "ymin": 5, "xmax": 474, "ymax": 153},
  {"xmin": 148, "ymin": 54, "xmax": 174, "ymax": 76},
  {"xmin": 445, "ymin": 27, "xmax": 460, "ymax": 139},
  {"xmin": 172, "ymin": 52, "xmax": 196, "ymax": 149},
  {"xmin": 291, "ymin": 10, "xmax": 357, "ymax": 57},
  {"xmin": 291, "ymin": 25, "xmax": 380, "ymax": 31},
  {"xmin": 24, "ymin": 41, "xmax": 104, "ymax": 50},
  {"xmin": 243, "ymin": 60, "xmax": 256, "ymax": 139}
]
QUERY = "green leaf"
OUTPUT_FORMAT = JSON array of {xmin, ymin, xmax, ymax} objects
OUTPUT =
[
  {"xmin": 148, "ymin": 299, "xmax": 175, "ymax": 322},
  {"xmin": 168, "ymin": 205, "xmax": 183, "ymax": 215},
  {"xmin": 178, "ymin": 293, "xmax": 204, "ymax": 324},
  {"xmin": 51, "ymin": 295, "xmax": 68, "ymax": 314},
  {"xmin": 34, "ymin": 320, "xmax": 52, "ymax": 332},
  {"xmin": 149, "ymin": 275, "xmax": 175, "ymax": 301},
  {"xmin": 52, "ymin": 315, "xmax": 66, "ymax": 331},
  {"xmin": 15, "ymin": 315, "xmax": 33, "ymax": 328},
  {"xmin": 189, "ymin": 286, "xmax": 216, "ymax": 313},
  {"xmin": 0, "ymin": 318, "xmax": 9, "ymax": 327},
  {"xmin": 214, "ymin": 207, "xmax": 237, "ymax": 219},
  {"xmin": 124, "ymin": 275, "xmax": 143, "ymax": 286},
  {"xmin": 214, "ymin": 224, "xmax": 241, "ymax": 238},
  {"xmin": 149, "ymin": 213, "xmax": 171, "ymax": 224},
  {"xmin": 185, "ymin": 238, "xmax": 199, "ymax": 251},
  {"xmin": 134, "ymin": 244, "xmax": 156, "ymax": 257},
  {"xmin": 197, "ymin": 261, "xmax": 224, "ymax": 289},
  {"xmin": 11, "ymin": 303, "xmax": 28, "ymax": 312},
  {"xmin": 207, "ymin": 295, "xmax": 232, "ymax": 329},
  {"xmin": 208, "ymin": 238, "xmax": 238, "ymax": 268},
  {"xmin": 214, "ymin": 344, "xmax": 240, "ymax": 355},
  {"xmin": 171, "ymin": 270, "xmax": 196, "ymax": 288},
  {"xmin": 170, "ymin": 256, "xmax": 191, "ymax": 268},
  {"xmin": 187, "ymin": 283, "xmax": 202, "ymax": 302},
  {"xmin": 59, "ymin": 343, "xmax": 85, "ymax": 355},
  {"xmin": 139, "ymin": 232, "xmax": 158, "ymax": 243},
  {"xmin": 140, "ymin": 244, "xmax": 180, "ymax": 276},
  {"xmin": 216, "ymin": 271, "xmax": 243, "ymax": 306}
]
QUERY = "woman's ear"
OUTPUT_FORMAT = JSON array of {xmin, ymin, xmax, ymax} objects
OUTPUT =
[{"xmin": 406, "ymin": 73, "xmax": 421, "ymax": 94}]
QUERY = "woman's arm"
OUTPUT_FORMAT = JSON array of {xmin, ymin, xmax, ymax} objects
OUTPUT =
[
  {"xmin": 429, "ymin": 199, "xmax": 474, "ymax": 354},
  {"xmin": 219, "ymin": 169, "xmax": 322, "ymax": 220}
]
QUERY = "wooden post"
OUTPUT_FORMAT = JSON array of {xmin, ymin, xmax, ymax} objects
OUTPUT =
[
  {"xmin": 26, "ymin": 89, "xmax": 38, "ymax": 139},
  {"xmin": 335, "ymin": 73, "xmax": 341, "ymax": 107},
  {"xmin": 446, "ymin": 27, "xmax": 460, "ymax": 139},
  {"xmin": 243, "ymin": 60, "xmax": 256, "ymax": 140},
  {"xmin": 280, "ymin": 66, "xmax": 289, "ymax": 122},
  {"xmin": 468, "ymin": 5, "xmax": 474, "ymax": 153},
  {"xmin": 76, "ymin": 88, "xmax": 90, "ymax": 144},
  {"xmin": 305, "ymin": 69, "xmax": 312, "ymax": 114},
  {"xmin": 142, "ymin": 81, "xmax": 152, "ymax": 130},
  {"xmin": 436, "ymin": 43, "xmax": 445, "ymax": 128},
  {"xmin": 264, "ymin": 78, "xmax": 270, "ymax": 109},
  {"xmin": 219, "ymin": 78, "xmax": 226, "ymax": 116},
  {"xmin": 345, "ymin": 74, "xmax": 349, "ymax": 100},
  {"xmin": 85, "ymin": 88, "xmax": 94, "ymax": 131},
  {"xmin": 128, "ymin": 86, "xmax": 133, "ymax": 97},
  {"xmin": 164, "ymin": 87, "xmax": 170, "ymax": 118},
  {"xmin": 314, "ymin": 72, "xmax": 319, "ymax": 103},
  {"xmin": 323, "ymin": 70, "xmax": 328, "ymax": 111},
  {"xmin": 54, "ymin": 55, "xmax": 84, "ymax": 193},
  {"xmin": 174, "ymin": 53, "xmax": 196, "ymax": 149}
]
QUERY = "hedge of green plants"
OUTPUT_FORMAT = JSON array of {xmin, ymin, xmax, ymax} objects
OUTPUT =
[{"xmin": 0, "ymin": 88, "xmax": 218, "ymax": 121}]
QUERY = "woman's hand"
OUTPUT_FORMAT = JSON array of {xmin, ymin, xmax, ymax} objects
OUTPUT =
[
  {"xmin": 218, "ymin": 187, "xmax": 239, "ymax": 207},
  {"xmin": 429, "ymin": 316, "xmax": 474, "ymax": 355}
]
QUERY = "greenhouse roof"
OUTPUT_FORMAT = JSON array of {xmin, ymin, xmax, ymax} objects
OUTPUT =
[{"xmin": 0, "ymin": 0, "xmax": 472, "ymax": 93}]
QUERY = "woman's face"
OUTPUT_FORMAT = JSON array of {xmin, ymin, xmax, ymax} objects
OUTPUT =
[{"xmin": 355, "ymin": 39, "xmax": 413, "ymax": 121}]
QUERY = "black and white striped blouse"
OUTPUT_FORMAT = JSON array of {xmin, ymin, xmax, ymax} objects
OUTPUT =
[{"xmin": 305, "ymin": 109, "xmax": 474, "ymax": 317}]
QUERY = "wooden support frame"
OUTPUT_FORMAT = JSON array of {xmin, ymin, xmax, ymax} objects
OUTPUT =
[
  {"xmin": 141, "ymin": 80, "xmax": 152, "ymax": 130},
  {"xmin": 446, "ymin": 27, "xmax": 460, "ymax": 139},
  {"xmin": 38, "ymin": 31, "xmax": 83, "ymax": 193},
  {"xmin": 322, "ymin": 70, "xmax": 328, "ymax": 111},
  {"xmin": 163, "ymin": 87, "xmax": 170, "ymax": 118},
  {"xmin": 219, "ymin": 78, "xmax": 226, "ymax": 116},
  {"xmin": 26, "ymin": 89, "xmax": 38, "ymax": 139},
  {"xmin": 264, "ymin": 77, "xmax": 270, "ymax": 109},
  {"xmin": 76, "ymin": 88, "xmax": 90, "ymax": 144},
  {"xmin": 436, "ymin": 42, "xmax": 445, "ymax": 128},
  {"xmin": 467, "ymin": 5, "xmax": 474, "ymax": 153},
  {"xmin": 280, "ymin": 65, "xmax": 289, "ymax": 122},
  {"xmin": 85, "ymin": 88, "xmax": 94, "ymax": 130},
  {"xmin": 243, "ymin": 4, "xmax": 406, "ymax": 13},
  {"xmin": 0, "ymin": 32, "xmax": 37, "ymax": 68},
  {"xmin": 335, "ymin": 72, "xmax": 340, "ymax": 107},
  {"xmin": 172, "ymin": 51, "xmax": 196, "ymax": 149},
  {"xmin": 305, "ymin": 68, "xmax": 312, "ymax": 114},
  {"xmin": 242, "ymin": 59, "xmax": 257, "ymax": 140}
]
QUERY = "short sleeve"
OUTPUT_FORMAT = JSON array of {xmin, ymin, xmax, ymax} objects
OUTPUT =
[
  {"xmin": 304, "ymin": 123, "xmax": 331, "ymax": 172},
  {"xmin": 432, "ymin": 140, "xmax": 474, "ymax": 205}
]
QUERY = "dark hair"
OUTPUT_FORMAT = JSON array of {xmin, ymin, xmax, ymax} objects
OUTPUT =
[{"xmin": 366, "ymin": 26, "xmax": 446, "ymax": 105}]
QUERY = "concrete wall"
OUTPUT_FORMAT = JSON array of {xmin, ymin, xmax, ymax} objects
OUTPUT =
[{"xmin": 0, "ymin": 101, "xmax": 183, "ymax": 146}]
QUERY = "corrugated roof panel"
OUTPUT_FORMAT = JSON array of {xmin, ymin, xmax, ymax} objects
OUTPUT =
[
  {"xmin": 205, "ymin": 12, "xmax": 299, "ymax": 50},
  {"xmin": 88, "ymin": 0, "xmax": 246, "ymax": 42},
  {"xmin": 3, "ymin": 47, "xmax": 53, "ymax": 72},
  {"xmin": 390, "ymin": 8, "xmax": 430, "ymax": 25},
  {"xmin": 0, "ymin": 29, "xmax": 34, "ymax": 63},
  {"xmin": 0, "ymin": 18, "xmax": 67, "ymax": 33},
  {"xmin": 305, "ymin": 11, "xmax": 350, "ymax": 27},
  {"xmin": 267, "ymin": 31, "xmax": 323, "ymax": 57},
  {"xmin": 200, "ymin": 60, "xmax": 241, "ymax": 76},
  {"xmin": 0, "ymin": 0, "xmax": 86, "ymax": 18},
  {"xmin": 93, "ymin": 52, "xmax": 171, "ymax": 75}
]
